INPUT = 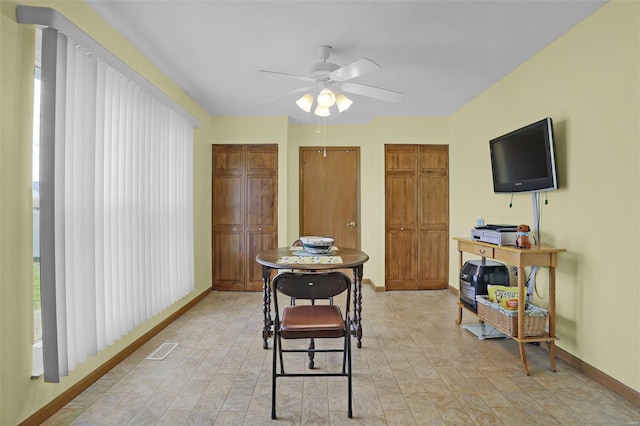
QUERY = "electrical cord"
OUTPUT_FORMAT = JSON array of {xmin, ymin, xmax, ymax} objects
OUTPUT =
[
  {"xmin": 531, "ymin": 191, "xmax": 551, "ymax": 299},
  {"xmin": 511, "ymin": 190, "xmax": 550, "ymax": 301}
]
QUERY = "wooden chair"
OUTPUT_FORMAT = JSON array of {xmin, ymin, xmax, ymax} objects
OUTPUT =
[{"xmin": 271, "ymin": 271, "xmax": 353, "ymax": 419}]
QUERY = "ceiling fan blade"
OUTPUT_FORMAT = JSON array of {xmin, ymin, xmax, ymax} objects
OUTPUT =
[
  {"xmin": 259, "ymin": 69, "xmax": 315, "ymax": 83},
  {"xmin": 330, "ymin": 58, "xmax": 380, "ymax": 81},
  {"xmin": 257, "ymin": 86, "xmax": 315, "ymax": 106},
  {"xmin": 340, "ymin": 81, "xmax": 403, "ymax": 103}
]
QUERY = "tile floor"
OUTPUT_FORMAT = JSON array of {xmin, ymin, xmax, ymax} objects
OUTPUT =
[{"xmin": 44, "ymin": 286, "xmax": 639, "ymax": 425}]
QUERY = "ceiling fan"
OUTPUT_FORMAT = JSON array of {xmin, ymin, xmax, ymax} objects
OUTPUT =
[{"xmin": 258, "ymin": 45, "xmax": 403, "ymax": 117}]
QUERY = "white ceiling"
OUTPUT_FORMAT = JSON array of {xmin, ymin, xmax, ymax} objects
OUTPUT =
[{"xmin": 86, "ymin": 0, "xmax": 607, "ymax": 125}]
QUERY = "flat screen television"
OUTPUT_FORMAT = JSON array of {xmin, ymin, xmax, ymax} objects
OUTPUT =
[{"xmin": 489, "ymin": 118, "xmax": 558, "ymax": 193}]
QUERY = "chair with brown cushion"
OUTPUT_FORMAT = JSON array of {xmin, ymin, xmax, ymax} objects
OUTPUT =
[{"xmin": 271, "ymin": 271, "xmax": 352, "ymax": 419}]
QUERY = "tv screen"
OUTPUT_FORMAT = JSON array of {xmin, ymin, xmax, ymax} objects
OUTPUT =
[{"xmin": 489, "ymin": 118, "xmax": 558, "ymax": 193}]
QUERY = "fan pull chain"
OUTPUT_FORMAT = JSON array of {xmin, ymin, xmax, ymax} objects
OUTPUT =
[{"xmin": 323, "ymin": 118, "xmax": 327, "ymax": 157}]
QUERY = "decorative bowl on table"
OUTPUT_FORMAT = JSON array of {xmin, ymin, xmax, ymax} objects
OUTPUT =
[{"xmin": 299, "ymin": 236, "xmax": 335, "ymax": 255}]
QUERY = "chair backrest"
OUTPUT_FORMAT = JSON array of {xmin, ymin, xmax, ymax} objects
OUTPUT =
[{"xmin": 273, "ymin": 271, "xmax": 351, "ymax": 301}]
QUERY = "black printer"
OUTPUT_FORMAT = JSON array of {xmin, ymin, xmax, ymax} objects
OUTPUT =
[{"xmin": 459, "ymin": 259, "xmax": 510, "ymax": 312}]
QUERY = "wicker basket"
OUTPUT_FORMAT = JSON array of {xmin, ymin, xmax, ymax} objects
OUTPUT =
[{"xmin": 475, "ymin": 296, "xmax": 548, "ymax": 337}]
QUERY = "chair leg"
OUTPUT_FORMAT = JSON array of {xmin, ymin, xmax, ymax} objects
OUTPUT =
[
  {"xmin": 341, "ymin": 332, "xmax": 348, "ymax": 375},
  {"xmin": 347, "ymin": 323, "xmax": 353, "ymax": 418},
  {"xmin": 272, "ymin": 329, "xmax": 277, "ymax": 419},
  {"xmin": 308, "ymin": 338, "xmax": 315, "ymax": 369},
  {"xmin": 278, "ymin": 335, "xmax": 285, "ymax": 374}
]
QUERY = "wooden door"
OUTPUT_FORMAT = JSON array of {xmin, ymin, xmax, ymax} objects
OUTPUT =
[
  {"xmin": 300, "ymin": 147, "xmax": 360, "ymax": 249},
  {"xmin": 245, "ymin": 146, "xmax": 278, "ymax": 290},
  {"xmin": 385, "ymin": 146, "xmax": 418, "ymax": 290},
  {"xmin": 418, "ymin": 145, "xmax": 449, "ymax": 289},
  {"xmin": 385, "ymin": 144, "xmax": 448, "ymax": 290},
  {"xmin": 212, "ymin": 144, "xmax": 277, "ymax": 291},
  {"xmin": 213, "ymin": 146, "xmax": 244, "ymax": 291}
]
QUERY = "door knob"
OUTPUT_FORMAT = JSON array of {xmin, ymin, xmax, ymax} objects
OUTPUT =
[{"xmin": 346, "ymin": 221, "xmax": 356, "ymax": 227}]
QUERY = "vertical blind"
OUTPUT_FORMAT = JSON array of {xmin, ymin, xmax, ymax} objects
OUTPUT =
[{"xmin": 39, "ymin": 27, "xmax": 194, "ymax": 383}]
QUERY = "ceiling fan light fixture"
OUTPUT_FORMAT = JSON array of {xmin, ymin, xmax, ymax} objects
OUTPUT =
[
  {"xmin": 296, "ymin": 94, "xmax": 314, "ymax": 113},
  {"xmin": 316, "ymin": 88, "xmax": 336, "ymax": 108},
  {"xmin": 336, "ymin": 94, "xmax": 353, "ymax": 113},
  {"xmin": 314, "ymin": 105, "xmax": 330, "ymax": 117},
  {"xmin": 261, "ymin": 45, "xmax": 403, "ymax": 121}
]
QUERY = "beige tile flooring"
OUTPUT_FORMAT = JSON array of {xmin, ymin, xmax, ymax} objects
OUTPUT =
[{"xmin": 44, "ymin": 286, "xmax": 639, "ymax": 425}]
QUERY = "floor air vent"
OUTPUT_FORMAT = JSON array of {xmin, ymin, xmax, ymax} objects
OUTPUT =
[{"xmin": 146, "ymin": 342, "xmax": 179, "ymax": 360}]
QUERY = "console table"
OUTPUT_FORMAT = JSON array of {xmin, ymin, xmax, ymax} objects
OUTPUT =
[{"xmin": 453, "ymin": 238, "xmax": 566, "ymax": 375}]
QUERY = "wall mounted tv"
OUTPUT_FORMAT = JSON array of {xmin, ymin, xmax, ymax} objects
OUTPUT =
[{"xmin": 489, "ymin": 117, "xmax": 558, "ymax": 193}]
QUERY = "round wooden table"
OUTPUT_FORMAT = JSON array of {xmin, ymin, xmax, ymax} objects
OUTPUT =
[{"xmin": 256, "ymin": 247, "xmax": 369, "ymax": 349}]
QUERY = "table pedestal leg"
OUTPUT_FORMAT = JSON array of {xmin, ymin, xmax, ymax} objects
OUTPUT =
[
  {"xmin": 352, "ymin": 265, "xmax": 363, "ymax": 348},
  {"xmin": 262, "ymin": 266, "xmax": 272, "ymax": 349},
  {"xmin": 308, "ymin": 338, "xmax": 315, "ymax": 369}
]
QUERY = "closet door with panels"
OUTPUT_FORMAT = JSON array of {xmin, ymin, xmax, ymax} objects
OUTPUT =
[
  {"xmin": 385, "ymin": 145, "xmax": 418, "ymax": 290},
  {"xmin": 213, "ymin": 144, "xmax": 277, "ymax": 291},
  {"xmin": 417, "ymin": 145, "xmax": 449, "ymax": 289},
  {"xmin": 385, "ymin": 144, "xmax": 448, "ymax": 290}
]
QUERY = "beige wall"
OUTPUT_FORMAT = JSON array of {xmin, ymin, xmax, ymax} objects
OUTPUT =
[
  {"xmin": 449, "ymin": 0, "xmax": 639, "ymax": 391},
  {"xmin": 1, "ymin": 0, "xmax": 638, "ymax": 424},
  {"xmin": 0, "ymin": 1, "xmax": 213, "ymax": 424}
]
